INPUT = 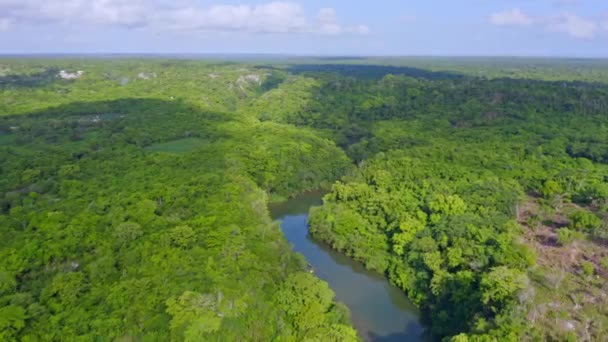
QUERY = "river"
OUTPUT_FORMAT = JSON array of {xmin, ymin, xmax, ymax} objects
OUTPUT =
[{"xmin": 270, "ymin": 191, "xmax": 426, "ymax": 342}]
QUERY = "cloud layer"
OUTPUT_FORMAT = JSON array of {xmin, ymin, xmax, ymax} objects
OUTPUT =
[
  {"xmin": 0, "ymin": 0, "xmax": 369, "ymax": 35},
  {"xmin": 489, "ymin": 7, "xmax": 603, "ymax": 39},
  {"xmin": 547, "ymin": 13, "xmax": 598, "ymax": 39}
]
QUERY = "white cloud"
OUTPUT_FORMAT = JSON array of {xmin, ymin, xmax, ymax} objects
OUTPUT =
[
  {"xmin": 87, "ymin": 0, "xmax": 149, "ymax": 27},
  {"xmin": 0, "ymin": 0, "xmax": 368, "ymax": 35},
  {"xmin": 489, "ymin": 8, "xmax": 533, "ymax": 26},
  {"xmin": 353, "ymin": 25, "xmax": 370, "ymax": 35},
  {"xmin": 490, "ymin": 7, "xmax": 602, "ymax": 39},
  {"xmin": 167, "ymin": 2, "xmax": 309, "ymax": 33},
  {"xmin": 548, "ymin": 13, "xmax": 597, "ymax": 39},
  {"xmin": 0, "ymin": 0, "xmax": 149, "ymax": 27}
]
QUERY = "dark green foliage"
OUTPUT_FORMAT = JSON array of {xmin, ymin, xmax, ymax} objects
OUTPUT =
[
  {"xmin": 0, "ymin": 67, "xmax": 60, "ymax": 89},
  {"xmin": 258, "ymin": 70, "xmax": 287, "ymax": 92}
]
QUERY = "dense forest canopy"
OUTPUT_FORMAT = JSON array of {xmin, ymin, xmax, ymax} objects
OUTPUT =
[{"xmin": 1, "ymin": 57, "xmax": 608, "ymax": 341}]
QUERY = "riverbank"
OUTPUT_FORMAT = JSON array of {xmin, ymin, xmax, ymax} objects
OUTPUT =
[{"xmin": 270, "ymin": 192, "xmax": 425, "ymax": 342}]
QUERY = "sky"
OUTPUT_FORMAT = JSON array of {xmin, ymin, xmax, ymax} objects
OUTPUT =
[{"xmin": 0, "ymin": 0, "xmax": 607, "ymax": 57}]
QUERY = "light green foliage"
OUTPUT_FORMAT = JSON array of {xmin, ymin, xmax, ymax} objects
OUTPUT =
[
  {"xmin": 557, "ymin": 228, "xmax": 585, "ymax": 245},
  {"xmin": 0, "ymin": 271, "xmax": 17, "ymax": 296},
  {"xmin": 169, "ymin": 225, "xmax": 196, "ymax": 248},
  {"xmin": 569, "ymin": 210, "xmax": 602, "ymax": 232},
  {"xmin": 0, "ymin": 305, "xmax": 27, "ymax": 340},
  {"xmin": 165, "ymin": 291, "xmax": 223, "ymax": 340},
  {"xmin": 392, "ymin": 215, "xmax": 426, "ymax": 256},
  {"xmin": 450, "ymin": 333, "xmax": 470, "ymax": 342},
  {"xmin": 427, "ymin": 194, "xmax": 467, "ymax": 223},
  {"xmin": 480, "ymin": 267, "xmax": 528, "ymax": 309},
  {"xmin": 247, "ymin": 76, "xmax": 320, "ymax": 123},
  {"xmin": 276, "ymin": 272, "xmax": 358, "ymax": 341},
  {"xmin": 541, "ymin": 180, "xmax": 563, "ymax": 198},
  {"xmin": 113, "ymin": 222, "xmax": 143, "ymax": 244},
  {"xmin": 580, "ymin": 261, "xmax": 595, "ymax": 277},
  {"xmin": 601, "ymin": 257, "xmax": 608, "ymax": 270},
  {"xmin": 43, "ymin": 272, "xmax": 86, "ymax": 307},
  {"xmin": 20, "ymin": 168, "xmax": 41, "ymax": 184}
]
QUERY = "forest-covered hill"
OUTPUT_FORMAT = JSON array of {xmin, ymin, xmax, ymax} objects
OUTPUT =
[{"xmin": 1, "ymin": 57, "xmax": 607, "ymax": 341}]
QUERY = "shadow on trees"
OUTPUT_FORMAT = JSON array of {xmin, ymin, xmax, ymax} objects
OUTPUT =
[
  {"xmin": 2, "ymin": 97, "xmax": 231, "ymax": 122},
  {"xmin": 284, "ymin": 64, "xmax": 466, "ymax": 80},
  {"xmin": 0, "ymin": 97, "xmax": 235, "ymax": 147},
  {"xmin": 0, "ymin": 68, "xmax": 62, "ymax": 89}
]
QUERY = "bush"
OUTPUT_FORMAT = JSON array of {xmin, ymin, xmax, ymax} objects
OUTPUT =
[
  {"xmin": 591, "ymin": 223, "xmax": 608, "ymax": 241},
  {"xmin": 580, "ymin": 261, "xmax": 595, "ymax": 276},
  {"xmin": 600, "ymin": 257, "xmax": 608, "ymax": 270},
  {"xmin": 557, "ymin": 228, "xmax": 584, "ymax": 245},
  {"xmin": 569, "ymin": 210, "xmax": 601, "ymax": 233},
  {"xmin": 541, "ymin": 179, "xmax": 563, "ymax": 198}
]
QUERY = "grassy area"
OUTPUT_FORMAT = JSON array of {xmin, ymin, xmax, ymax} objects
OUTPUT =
[
  {"xmin": 519, "ymin": 197, "xmax": 608, "ymax": 340},
  {"xmin": 144, "ymin": 137, "xmax": 206, "ymax": 154},
  {"xmin": 527, "ymin": 266, "xmax": 608, "ymax": 340},
  {"xmin": 0, "ymin": 133, "xmax": 16, "ymax": 145}
]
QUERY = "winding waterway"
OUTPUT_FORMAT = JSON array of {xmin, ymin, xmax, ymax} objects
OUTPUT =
[{"xmin": 270, "ymin": 191, "xmax": 426, "ymax": 342}]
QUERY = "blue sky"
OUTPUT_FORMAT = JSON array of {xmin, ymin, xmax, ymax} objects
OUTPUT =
[{"xmin": 0, "ymin": 0, "xmax": 607, "ymax": 56}]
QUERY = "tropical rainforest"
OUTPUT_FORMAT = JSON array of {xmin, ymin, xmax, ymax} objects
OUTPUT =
[{"xmin": 1, "ymin": 57, "xmax": 608, "ymax": 341}]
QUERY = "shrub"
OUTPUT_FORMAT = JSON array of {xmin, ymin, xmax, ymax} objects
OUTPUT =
[
  {"xmin": 600, "ymin": 257, "xmax": 608, "ymax": 270},
  {"xmin": 557, "ymin": 228, "xmax": 584, "ymax": 245},
  {"xmin": 580, "ymin": 261, "xmax": 595, "ymax": 277},
  {"xmin": 541, "ymin": 179, "xmax": 563, "ymax": 198},
  {"xmin": 569, "ymin": 210, "xmax": 601, "ymax": 232}
]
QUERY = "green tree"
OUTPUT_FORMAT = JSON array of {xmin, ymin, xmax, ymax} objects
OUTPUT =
[
  {"xmin": 165, "ymin": 291, "xmax": 223, "ymax": 341},
  {"xmin": 169, "ymin": 225, "xmax": 196, "ymax": 248},
  {"xmin": 113, "ymin": 221, "xmax": 143, "ymax": 245},
  {"xmin": 480, "ymin": 267, "xmax": 528, "ymax": 312},
  {"xmin": 0, "ymin": 305, "xmax": 27, "ymax": 340}
]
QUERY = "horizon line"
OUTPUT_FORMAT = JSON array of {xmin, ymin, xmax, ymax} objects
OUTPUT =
[{"xmin": 0, "ymin": 53, "xmax": 607, "ymax": 60}]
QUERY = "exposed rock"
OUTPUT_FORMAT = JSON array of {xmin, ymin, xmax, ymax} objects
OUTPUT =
[
  {"xmin": 138, "ymin": 72, "xmax": 157, "ymax": 80},
  {"xmin": 236, "ymin": 74, "xmax": 262, "ymax": 90},
  {"xmin": 237, "ymin": 74, "xmax": 261, "ymax": 84},
  {"xmin": 58, "ymin": 70, "xmax": 84, "ymax": 79},
  {"xmin": 561, "ymin": 320, "xmax": 576, "ymax": 331},
  {"xmin": 0, "ymin": 65, "xmax": 10, "ymax": 76}
]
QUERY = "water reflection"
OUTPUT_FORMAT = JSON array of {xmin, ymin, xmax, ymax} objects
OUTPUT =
[{"xmin": 270, "ymin": 192, "xmax": 426, "ymax": 342}]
